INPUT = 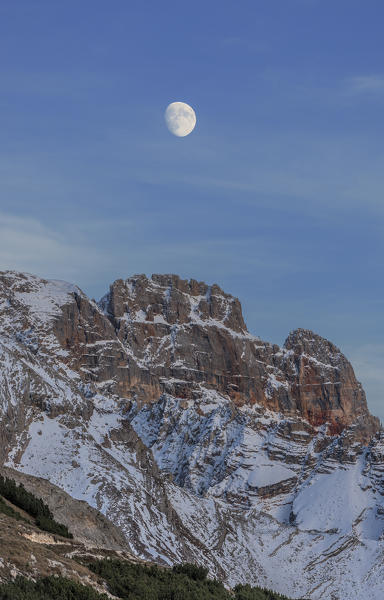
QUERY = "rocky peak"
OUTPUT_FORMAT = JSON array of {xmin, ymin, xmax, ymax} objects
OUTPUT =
[
  {"xmin": 284, "ymin": 328, "xmax": 344, "ymax": 366},
  {"xmin": 0, "ymin": 270, "xmax": 379, "ymax": 438},
  {"xmin": 0, "ymin": 271, "xmax": 79, "ymax": 330},
  {"xmin": 281, "ymin": 327, "xmax": 378, "ymax": 435},
  {"xmin": 100, "ymin": 273, "xmax": 247, "ymax": 334},
  {"xmin": 1, "ymin": 270, "xmax": 384, "ymax": 598}
]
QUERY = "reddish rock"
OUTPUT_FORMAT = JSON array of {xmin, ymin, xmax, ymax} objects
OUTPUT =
[{"xmin": 0, "ymin": 271, "xmax": 379, "ymax": 442}]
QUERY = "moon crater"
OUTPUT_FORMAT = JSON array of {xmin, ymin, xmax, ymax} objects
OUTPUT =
[{"xmin": 165, "ymin": 102, "xmax": 196, "ymax": 137}]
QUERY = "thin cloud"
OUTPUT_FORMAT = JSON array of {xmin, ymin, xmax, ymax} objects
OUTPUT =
[
  {"xmin": 0, "ymin": 212, "xmax": 108, "ymax": 286},
  {"xmin": 345, "ymin": 75, "xmax": 384, "ymax": 94}
]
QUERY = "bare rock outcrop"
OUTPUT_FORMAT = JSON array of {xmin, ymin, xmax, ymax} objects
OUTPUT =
[
  {"xmin": 0, "ymin": 271, "xmax": 378, "ymax": 439},
  {"xmin": 1, "ymin": 270, "xmax": 383, "ymax": 599},
  {"xmin": 0, "ymin": 466, "xmax": 131, "ymax": 551},
  {"xmin": 96, "ymin": 274, "xmax": 378, "ymax": 437}
]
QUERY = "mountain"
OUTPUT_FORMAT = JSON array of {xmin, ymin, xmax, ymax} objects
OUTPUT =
[
  {"xmin": 0, "ymin": 466, "xmax": 140, "ymax": 595},
  {"xmin": 0, "ymin": 270, "xmax": 383, "ymax": 599}
]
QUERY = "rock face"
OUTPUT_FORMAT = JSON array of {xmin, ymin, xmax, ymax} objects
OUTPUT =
[
  {"xmin": 0, "ymin": 466, "xmax": 131, "ymax": 551},
  {"xmin": 19, "ymin": 270, "xmax": 373, "ymax": 435},
  {"xmin": 1, "ymin": 270, "xmax": 375, "ymax": 438},
  {"xmin": 0, "ymin": 489, "xmax": 144, "ymax": 593},
  {"xmin": 99, "ymin": 274, "xmax": 377, "ymax": 436},
  {"xmin": 283, "ymin": 328, "xmax": 372, "ymax": 434},
  {"xmin": 0, "ymin": 270, "xmax": 383, "ymax": 600}
]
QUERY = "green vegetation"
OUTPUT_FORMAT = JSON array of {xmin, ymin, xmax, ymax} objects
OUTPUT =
[
  {"xmin": 89, "ymin": 560, "xmax": 227, "ymax": 600},
  {"xmin": 35, "ymin": 513, "xmax": 73, "ymax": 538},
  {"xmin": 0, "ymin": 576, "xmax": 108, "ymax": 599},
  {"xmin": 0, "ymin": 561, "xmax": 296, "ymax": 600},
  {"xmin": 0, "ymin": 475, "xmax": 73, "ymax": 539},
  {"xmin": 172, "ymin": 562, "xmax": 209, "ymax": 580},
  {"xmin": 0, "ymin": 496, "xmax": 24, "ymax": 521},
  {"xmin": 89, "ymin": 559, "xmax": 294, "ymax": 600},
  {"xmin": 234, "ymin": 583, "xmax": 294, "ymax": 600},
  {"xmin": 0, "ymin": 476, "xmax": 298, "ymax": 599}
]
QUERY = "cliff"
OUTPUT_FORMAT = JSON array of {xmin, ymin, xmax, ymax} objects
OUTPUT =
[{"xmin": 0, "ymin": 270, "xmax": 383, "ymax": 599}]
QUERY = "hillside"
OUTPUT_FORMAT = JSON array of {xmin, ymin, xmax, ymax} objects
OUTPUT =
[
  {"xmin": 0, "ymin": 475, "xmax": 294, "ymax": 599},
  {"xmin": 0, "ymin": 270, "xmax": 383, "ymax": 598}
]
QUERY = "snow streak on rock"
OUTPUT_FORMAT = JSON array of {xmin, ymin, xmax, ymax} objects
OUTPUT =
[{"xmin": 0, "ymin": 270, "xmax": 383, "ymax": 599}]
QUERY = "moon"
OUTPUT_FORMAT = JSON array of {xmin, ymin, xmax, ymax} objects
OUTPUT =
[{"xmin": 165, "ymin": 102, "xmax": 196, "ymax": 137}]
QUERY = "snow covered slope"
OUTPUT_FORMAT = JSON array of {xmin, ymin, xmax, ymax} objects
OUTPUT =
[{"xmin": 0, "ymin": 270, "xmax": 383, "ymax": 599}]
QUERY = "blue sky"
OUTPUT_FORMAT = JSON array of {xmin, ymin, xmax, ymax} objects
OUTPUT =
[{"xmin": 0, "ymin": 1, "xmax": 383, "ymax": 419}]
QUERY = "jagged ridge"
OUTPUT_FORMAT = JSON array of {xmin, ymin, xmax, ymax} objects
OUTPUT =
[{"xmin": 0, "ymin": 270, "xmax": 383, "ymax": 599}]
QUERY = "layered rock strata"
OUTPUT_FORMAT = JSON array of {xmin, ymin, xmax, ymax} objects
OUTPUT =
[
  {"xmin": 0, "ymin": 270, "xmax": 383, "ymax": 599},
  {"xmin": 1, "ymin": 271, "xmax": 375, "ymax": 433}
]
